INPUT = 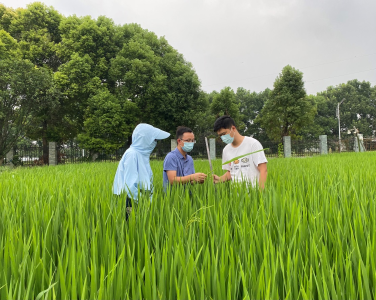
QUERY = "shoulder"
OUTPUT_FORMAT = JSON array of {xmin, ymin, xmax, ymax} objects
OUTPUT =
[
  {"xmin": 164, "ymin": 151, "xmax": 178, "ymax": 166},
  {"xmin": 164, "ymin": 151, "xmax": 177, "ymax": 160},
  {"xmin": 222, "ymin": 143, "xmax": 232, "ymax": 154},
  {"xmin": 244, "ymin": 137, "xmax": 263, "ymax": 149},
  {"xmin": 118, "ymin": 149, "xmax": 138, "ymax": 171},
  {"xmin": 121, "ymin": 149, "xmax": 138, "ymax": 162}
]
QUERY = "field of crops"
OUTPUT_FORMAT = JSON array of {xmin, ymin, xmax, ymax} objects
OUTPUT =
[{"xmin": 0, "ymin": 152, "xmax": 376, "ymax": 299}]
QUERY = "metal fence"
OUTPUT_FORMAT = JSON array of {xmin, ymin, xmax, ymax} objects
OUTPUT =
[
  {"xmin": 291, "ymin": 139, "xmax": 321, "ymax": 157},
  {"xmin": 363, "ymin": 138, "xmax": 376, "ymax": 151},
  {"xmin": 327, "ymin": 137, "xmax": 359, "ymax": 153},
  {"xmin": 57, "ymin": 144, "xmax": 129, "ymax": 164},
  {"xmin": 14, "ymin": 146, "xmax": 43, "ymax": 166},
  {"xmin": 3, "ymin": 136, "xmax": 376, "ymax": 167},
  {"xmin": 261, "ymin": 141, "xmax": 281, "ymax": 158}
]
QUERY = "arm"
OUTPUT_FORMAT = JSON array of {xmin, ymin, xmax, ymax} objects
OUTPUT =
[
  {"xmin": 213, "ymin": 171, "xmax": 231, "ymax": 183},
  {"xmin": 113, "ymin": 153, "xmax": 140, "ymax": 199},
  {"xmin": 214, "ymin": 149, "xmax": 232, "ymax": 183},
  {"xmin": 257, "ymin": 163, "xmax": 267, "ymax": 189},
  {"xmin": 166, "ymin": 170, "xmax": 207, "ymax": 184}
]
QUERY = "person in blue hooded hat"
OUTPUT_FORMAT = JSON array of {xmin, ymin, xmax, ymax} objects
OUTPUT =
[{"xmin": 113, "ymin": 123, "xmax": 170, "ymax": 212}]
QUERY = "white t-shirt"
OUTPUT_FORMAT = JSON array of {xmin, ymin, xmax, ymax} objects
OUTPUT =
[{"xmin": 222, "ymin": 137, "xmax": 268, "ymax": 187}]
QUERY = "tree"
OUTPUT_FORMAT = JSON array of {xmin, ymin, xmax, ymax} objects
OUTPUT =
[
  {"xmin": 0, "ymin": 29, "xmax": 20, "ymax": 59},
  {"xmin": 0, "ymin": 4, "xmax": 17, "ymax": 32},
  {"xmin": 110, "ymin": 26, "xmax": 203, "ymax": 134},
  {"xmin": 77, "ymin": 89, "xmax": 139, "ymax": 154},
  {"xmin": 237, "ymin": 87, "xmax": 270, "ymax": 140},
  {"xmin": 23, "ymin": 78, "xmax": 65, "ymax": 164},
  {"xmin": 210, "ymin": 87, "xmax": 241, "ymax": 125},
  {"xmin": 298, "ymin": 95, "xmax": 329, "ymax": 139},
  {"xmin": 189, "ymin": 91, "xmax": 214, "ymax": 137},
  {"xmin": 1, "ymin": 4, "xmax": 207, "ymax": 152},
  {"xmin": 0, "ymin": 59, "xmax": 51, "ymax": 164},
  {"xmin": 317, "ymin": 80, "xmax": 376, "ymax": 137},
  {"xmin": 58, "ymin": 14, "xmax": 121, "ymax": 86},
  {"xmin": 1, "ymin": 3, "xmax": 67, "ymax": 163},
  {"xmin": 8, "ymin": 2, "xmax": 62, "ymax": 71},
  {"xmin": 255, "ymin": 65, "xmax": 316, "ymax": 141},
  {"xmin": 54, "ymin": 53, "xmax": 103, "ymax": 134}
]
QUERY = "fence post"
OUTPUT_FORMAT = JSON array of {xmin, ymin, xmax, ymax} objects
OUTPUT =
[
  {"xmin": 283, "ymin": 136, "xmax": 291, "ymax": 158},
  {"xmin": 6, "ymin": 150, "xmax": 14, "ymax": 167},
  {"xmin": 49, "ymin": 142, "xmax": 57, "ymax": 166},
  {"xmin": 319, "ymin": 135, "xmax": 328, "ymax": 155},
  {"xmin": 354, "ymin": 134, "xmax": 365, "ymax": 152},
  {"xmin": 209, "ymin": 138, "xmax": 216, "ymax": 160},
  {"xmin": 171, "ymin": 139, "xmax": 177, "ymax": 151},
  {"xmin": 359, "ymin": 134, "xmax": 365, "ymax": 152}
]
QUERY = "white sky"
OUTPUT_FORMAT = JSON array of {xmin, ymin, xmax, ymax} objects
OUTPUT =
[{"xmin": 2, "ymin": 0, "xmax": 376, "ymax": 95}]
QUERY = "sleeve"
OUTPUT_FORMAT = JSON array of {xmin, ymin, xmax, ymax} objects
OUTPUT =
[
  {"xmin": 251, "ymin": 140, "xmax": 268, "ymax": 167},
  {"xmin": 188, "ymin": 156, "xmax": 195, "ymax": 174},
  {"xmin": 163, "ymin": 153, "xmax": 178, "ymax": 172},
  {"xmin": 222, "ymin": 148, "xmax": 231, "ymax": 171},
  {"xmin": 112, "ymin": 153, "xmax": 140, "ymax": 200}
]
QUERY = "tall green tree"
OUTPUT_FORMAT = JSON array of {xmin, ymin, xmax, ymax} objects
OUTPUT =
[
  {"xmin": 210, "ymin": 87, "xmax": 241, "ymax": 125},
  {"xmin": 0, "ymin": 59, "xmax": 51, "ymax": 164},
  {"xmin": 110, "ymin": 25, "xmax": 203, "ymax": 134},
  {"xmin": 298, "ymin": 95, "xmax": 329, "ymax": 139},
  {"xmin": 0, "ymin": 4, "xmax": 17, "ymax": 32},
  {"xmin": 58, "ymin": 14, "xmax": 121, "ymax": 87},
  {"xmin": 1, "ymin": 3, "xmax": 208, "ymax": 153},
  {"xmin": 8, "ymin": 2, "xmax": 62, "ymax": 71},
  {"xmin": 0, "ymin": 29, "xmax": 20, "ymax": 59},
  {"xmin": 1, "ymin": 3, "xmax": 66, "ymax": 162},
  {"xmin": 77, "ymin": 89, "xmax": 139, "ymax": 154},
  {"xmin": 317, "ymin": 80, "xmax": 376, "ymax": 137},
  {"xmin": 190, "ymin": 91, "xmax": 214, "ymax": 138},
  {"xmin": 255, "ymin": 65, "xmax": 316, "ymax": 141},
  {"xmin": 23, "ymin": 78, "xmax": 64, "ymax": 164},
  {"xmin": 237, "ymin": 87, "xmax": 270, "ymax": 140},
  {"xmin": 54, "ymin": 53, "xmax": 103, "ymax": 135}
]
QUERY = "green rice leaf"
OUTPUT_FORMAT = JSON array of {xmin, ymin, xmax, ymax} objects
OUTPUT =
[
  {"xmin": 222, "ymin": 148, "xmax": 269, "ymax": 165},
  {"xmin": 35, "ymin": 282, "xmax": 57, "ymax": 300}
]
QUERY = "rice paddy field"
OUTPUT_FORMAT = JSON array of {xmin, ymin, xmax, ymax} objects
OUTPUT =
[{"xmin": 0, "ymin": 152, "xmax": 376, "ymax": 299}]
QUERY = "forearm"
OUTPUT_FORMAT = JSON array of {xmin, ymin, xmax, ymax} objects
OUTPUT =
[
  {"xmin": 219, "ymin": 171, "xmax": 231, "ymax": 182},
  {"xmin": 259, "ymin": 171, "xmax": 267, "ymax": 189},
  {"xmin": 170, "ymin": 174, "xmax": 194, "ymax": 184}
]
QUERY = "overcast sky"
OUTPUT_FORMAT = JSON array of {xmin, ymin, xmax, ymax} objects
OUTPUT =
[{"xmin": 2, "ymin": 0, "xmax": 376, "ymax": 95}]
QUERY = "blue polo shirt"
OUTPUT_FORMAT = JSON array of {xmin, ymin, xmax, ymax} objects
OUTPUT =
[{"xmin": 163, "ymin": 148, "xmax": 195, "ymax": 189}]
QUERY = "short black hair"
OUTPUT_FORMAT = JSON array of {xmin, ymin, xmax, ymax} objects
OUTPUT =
[
  {"xmin": 176, "ymin": 126, "xmax": 193, "ymax": 140},
  {"xmin": 213, "ymin": 116, "xmax": 236, "ymax": 132}
]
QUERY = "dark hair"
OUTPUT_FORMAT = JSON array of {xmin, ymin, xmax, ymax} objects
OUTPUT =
[
  {"xmin": 213, "ymin": 116, "xmax": 236, "ymax": 132},
  {"xmin": 176, "ymin": 126, "xmax": 193, "ymax": 140}
]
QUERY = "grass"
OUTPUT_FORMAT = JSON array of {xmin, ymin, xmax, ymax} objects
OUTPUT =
[{"xmin": 0, "ymin": 152, "xmax": 375, "ymax": 299}]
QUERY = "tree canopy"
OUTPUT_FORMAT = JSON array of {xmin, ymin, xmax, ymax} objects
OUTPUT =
[
  {"xmin": 0, "ymin": 2, "xmax": 206, "ymax": 158},
  {"xmin": 0, "ymin": 2, "xmax": 375, "ymax": 161},
  {"xmin": 255, "ymin": 65, "xmax": 317, "ymax": 141}
]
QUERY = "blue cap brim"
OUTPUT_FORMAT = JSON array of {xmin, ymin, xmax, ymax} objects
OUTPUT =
[{"xmin": 154, "ymin": 128, "xmax": 170, "ymax": 140}]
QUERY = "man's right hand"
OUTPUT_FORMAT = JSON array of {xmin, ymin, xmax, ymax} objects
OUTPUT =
[{"xmin": 191, "ymin": 172, "xmax": 207, "ymax": 183}]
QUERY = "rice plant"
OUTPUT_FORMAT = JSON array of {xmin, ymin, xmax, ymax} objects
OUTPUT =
[{"xmin": 0, "ymin": 152, "xmax": 375, "ymax": 299}]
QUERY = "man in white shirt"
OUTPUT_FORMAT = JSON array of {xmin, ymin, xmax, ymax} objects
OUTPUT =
[{"xmin": 213, "ymin": 116, "xmax": 268, "ymax": 189}]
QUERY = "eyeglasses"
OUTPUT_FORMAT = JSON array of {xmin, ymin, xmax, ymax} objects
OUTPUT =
[{"xmin": 180, "ymin": 139, "xmax": 196, "ymax": 143}]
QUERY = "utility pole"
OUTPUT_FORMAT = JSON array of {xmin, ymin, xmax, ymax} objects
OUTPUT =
[{"xmin": 336, "ymin": 98, "xmax": 345, "ymax": 153}]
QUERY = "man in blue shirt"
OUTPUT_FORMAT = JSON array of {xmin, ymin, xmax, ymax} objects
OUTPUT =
[{"xmin": 163, "ymin": 126, "xmax": 207, "ymax": 189}]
